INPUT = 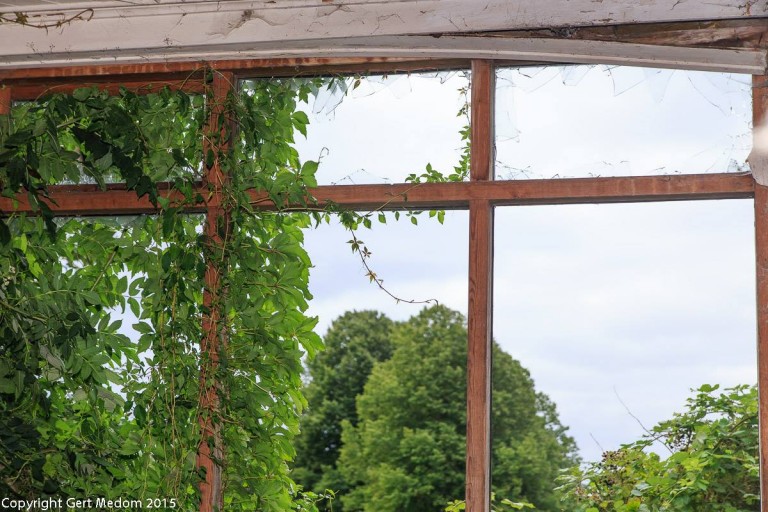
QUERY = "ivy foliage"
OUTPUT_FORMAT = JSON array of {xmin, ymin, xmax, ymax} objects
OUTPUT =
[
  {"xmin": 0, "ymin": 73, "xmax": 338, "ymax": 510},
  {"xmin": 558, "ymin": 384, "xmax": 759, "ymax": 512}
]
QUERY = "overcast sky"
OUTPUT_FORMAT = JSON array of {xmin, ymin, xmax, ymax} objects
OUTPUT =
[{"xmin": 296, "ymin": 65, "xmax": 757, "ymax": 464}]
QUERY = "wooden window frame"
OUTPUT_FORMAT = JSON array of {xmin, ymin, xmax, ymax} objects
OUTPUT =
[{"xmin": 0, "ymin": 58, "xmax": 765, "ymax": 512}]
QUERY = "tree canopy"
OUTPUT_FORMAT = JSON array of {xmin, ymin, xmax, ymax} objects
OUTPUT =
[
  {"xmin": 293, "ymin": 306, "xmax": 578, "ymax": 511},
  {"xmin": 292, "ymin": 310, "xmax": 395, "ymax": 498}
]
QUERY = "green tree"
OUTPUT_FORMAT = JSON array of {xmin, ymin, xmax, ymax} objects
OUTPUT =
[
  {"xmin": 333, "ymin": 305, "xmax": 577, "ymax": 512},
  {"xmin": 558, "ymin": 384, "xmax": 759, "ymax": 512},
  {"xmin": 292, "ymin": 311, "xmax": 395, "ymax": 500}
]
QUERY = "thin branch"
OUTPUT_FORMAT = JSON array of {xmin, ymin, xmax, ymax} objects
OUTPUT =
[
  {"xmin": 613, "ymin": 385, "xmax": 673, "ymax": 454},
  {"xmin": 347, "ymin": 229, "xmax": 437, "ymax": 306},
  {"xmin": 0, "ymin": 297, "xmax": 48, "ymax": 324},
  {"xmin": 589, "ymin": 432, "xmax": 605, "ymax": 454},
  {"xmin": 89, "ymin": 246, "xmax": 118, "ymax": 291}
]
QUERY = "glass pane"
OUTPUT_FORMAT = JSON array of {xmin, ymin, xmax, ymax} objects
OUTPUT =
[
  {"xmin": 294, "ymin": 212, "xmax": 470, "ymax": 511},
  {"xmin": 292, "ymin": 72, "xmax": 470, "ymax": 185},
  {"xmin": 492, "ymin": 200, "xmax": 756, "ymax": 508},
  {"xmin": 495, "ymin": 66, "xmax": 752, "ymax": 179}
]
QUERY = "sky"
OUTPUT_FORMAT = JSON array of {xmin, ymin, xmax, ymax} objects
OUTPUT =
[{"xmin": 295, "ymin": 65, "xmax": 758, "ymax": 463}]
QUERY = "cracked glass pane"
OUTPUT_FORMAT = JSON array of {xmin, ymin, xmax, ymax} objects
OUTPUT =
[
  {"xmin": 292, "ymin": 71, "xmax": 470, "ymax": 185},
  {"xmin": 495, "ymin": 65, "xmax": 752, "ymax": 180}
]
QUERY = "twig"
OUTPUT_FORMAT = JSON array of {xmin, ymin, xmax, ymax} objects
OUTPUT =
[
  {"xmin": 589, "ymin": 432, "xmax": 605, "ymax": 454},
  {"xmin": 0, "ymin": 297, "xmax": 48, "ymax": 324},
  {"xmin": 347, "ymin": 229, "xmax": 437, "ymax": 306},
  {"xmin": 89, "ymin": 246, "xmax": 118, "ymax": 291},
  {"xmin": 613, "ymin": 385, "xmax": 673, "ymax": 454}
]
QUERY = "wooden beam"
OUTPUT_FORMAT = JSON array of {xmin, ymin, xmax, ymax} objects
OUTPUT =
[
  {"xmin": 132, "ymin": 36, "xmax": 766, "ymax": 74},
  {"xmin": 258, "ymin": 173, "xmax": 756, "ymax": 208},
  {"xmin": 0, "ymin": 173, "xmax": 755, "ymax": 217},
  {"xmin": 466, "ymin": 198, "xmax": 494, "ymax": 512},
  {"xmin": 0, "ymin": 85, "xmax": 10, "ymax": 114},
  {"xmin": 754, "ymin": 73, "xmax": 768, "ymax": 512},
  {"xmin": 1, "ymin": 0, "xmax": 766, "ymax": 69},
  {"xmin": 9, "ymin": 78, "xmax": 206, "ymax": 101},
  {"xmin": 0, "ymin": 57, "xmax": 466, "ymax": 83},
  {"xmin": 466, "ymin": 59, "xmax": 494, "ymax": 512},
  {"xmin": 504, "ymin": 19, "xmax": 768, "ymax": 50},
  {"xmin": 2, "ymin": 35, "xmax": 766, "ymax": 74},
  {"xmin": 0, "ymin": 183, "xmax": 207, "ymax": 217},
  {"xmin": 197, "ymin": 70, "xmax": 234, "ymax": 512},
  {"xmin": 470, "ymin": 60, "xmax": 495, "ymax": 181}
]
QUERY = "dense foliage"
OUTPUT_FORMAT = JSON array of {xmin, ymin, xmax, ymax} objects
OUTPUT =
[
  {"xmin": 293, "ymin": 306, "xmax": 578, "ymax": 512},
  {"xmin": 558, "ymin": 384, "xmax": 759, "ymax": 512},
  {"xmin": 0, "ymin": 75, "xmax": 332, "ymax": 510}
]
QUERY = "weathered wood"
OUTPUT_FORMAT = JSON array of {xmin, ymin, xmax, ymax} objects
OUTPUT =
[
  {"xmin": 9, "ymin": 79, "xmax": 206, "ymax": 101},
  {"xmin": 527, "ymin": 19, "xmax": 768, "ymax": 49},
  {"xmin": 268, "ymin": 173, "xmax": 757, "ymax": 208},
  {"xmin": 470, "ymin": 60, "xmax": 495, "ymax": 182},
  {"xmin": 0, "ymin": 86, "xmax": 10, "ymax": 114},
  {"xmin": 0, "ymin": 173, "xmax": 756, "ymax": 217},
  {"xmin": 466, "ymin": 199, "xmax": 493, "ymax": 512},
  {"xmin": 0, "ymin": 183, "xmax": 204, "ymax": 217},
  {"xmin": 466, "ymin": 59, "xmax": 494, "ymax": 512},
  {"xmin": 203, "ymin": 35, "xmax": 764, "ymax": 73},
  {"xmin": 0, "ymin": 57, "xmax": 464, "ymax": 82},
  {"xmin": 2, "ymin": 34, "xmax": 766, "ymax": 73},
  {"xmin": 754, "ymin": 74, "xmax": 768, "ymax": 185},
  {"xmin": 197, "ymin": 70, "xmax": 234, "ymax": 512},
  {"xmin": 1, "ymin": 0, "xmax": 766, "ymax": 69},
  {"xmin": 753, "ymin": 73, "xmax": 768, "ymax": 512}
]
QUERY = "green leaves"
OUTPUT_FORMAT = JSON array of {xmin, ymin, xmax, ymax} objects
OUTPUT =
[
  {"xmin": 0, "ymin": 86, "xmax": 209, "ymax": 504},
  {"xmin": 1, "ymin": 72, "xmax": 468, "ymax": 512},
  {"xmin": 295, "ymin": 307, "xmax": 577, "ymax": 512},
  {"xmin": 558, "ymin": 384, "xmax": 759, "ymax": 512}
]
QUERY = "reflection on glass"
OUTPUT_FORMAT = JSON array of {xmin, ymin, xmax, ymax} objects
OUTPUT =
[{"xmin": 495, "ymin": 66, "xmax": 752, "ymax": 179}]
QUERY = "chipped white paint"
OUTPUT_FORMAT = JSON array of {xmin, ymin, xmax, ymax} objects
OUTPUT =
[
  {"xmin": 3, "ymin": 35, "xmax": 766, "ymax": 73},
  {"xmin": 752, "ymin": 115, "xmax": 768, "ymax": 186},
  {"xmin": 0, "ymin": 0, "xmax": 766, "ymax": 69}
]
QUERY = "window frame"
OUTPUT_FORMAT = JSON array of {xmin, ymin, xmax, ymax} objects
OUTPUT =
[{"xmin": 0, "ymin": 58, "xmax": 764, "ymax": 512}]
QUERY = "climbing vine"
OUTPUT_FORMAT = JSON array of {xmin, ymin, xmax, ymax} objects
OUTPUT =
[
  {"xmin": 0, "ymin": 69, "xmax": 467, "ymax": 510},
  {"xmin": 0, "ymin": 72, "xmax": 328, "ymax": 510}
]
